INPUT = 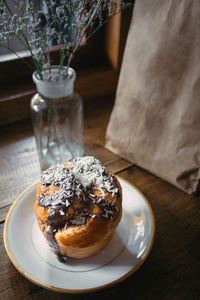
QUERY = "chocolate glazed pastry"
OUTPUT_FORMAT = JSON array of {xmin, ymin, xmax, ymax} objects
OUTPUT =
[{"xmin": 34, "ymin": 156, "xmax": 122, "ymax": 261}]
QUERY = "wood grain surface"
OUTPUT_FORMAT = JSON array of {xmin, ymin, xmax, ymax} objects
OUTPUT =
[{"xmin": 0, "ymin": 96, "xmax": 199, "ymax": 300}]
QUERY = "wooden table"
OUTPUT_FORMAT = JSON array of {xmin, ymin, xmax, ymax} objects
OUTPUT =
[{"xmin": 0, "ymin": 97, "xmax": 200, "ymax": 300}]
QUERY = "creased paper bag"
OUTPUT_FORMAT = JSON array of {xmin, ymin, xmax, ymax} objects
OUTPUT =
[{"xmin": 105, "ymin": 0, "xmax": 200, "ymax": 194}]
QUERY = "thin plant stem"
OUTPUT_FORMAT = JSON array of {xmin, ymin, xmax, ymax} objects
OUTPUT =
[
  {"xmin": 45, "ymin": 97, "xmax": 74, "ymax": 160},
  {"xmin": 0, "ymin": 43, "xmax": 34, "ymax": 70}
]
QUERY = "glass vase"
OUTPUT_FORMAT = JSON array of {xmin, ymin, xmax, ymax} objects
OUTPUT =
[{"xmin": 30, "ymin": 66, "xmax": 84, "ymax": 171}]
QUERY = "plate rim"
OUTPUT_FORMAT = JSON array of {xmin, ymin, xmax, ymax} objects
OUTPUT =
[{"xmin": 3, "ymin": 176, "xmax": 155, "ymax": 294}]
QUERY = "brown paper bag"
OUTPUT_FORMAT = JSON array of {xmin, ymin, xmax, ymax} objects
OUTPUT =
[{"xmin": 105, "ymin": 0, "xmax": 200, "ymax": 194}]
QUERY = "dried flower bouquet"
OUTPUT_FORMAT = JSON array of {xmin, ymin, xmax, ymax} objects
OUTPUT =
[{"xmin": 0, "ymin": 0, "xmax": 132, "ymax": 80}]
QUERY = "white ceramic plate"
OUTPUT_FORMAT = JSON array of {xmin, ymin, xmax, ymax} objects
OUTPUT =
[{"xmin": 4, "ymin": 177, "xmax": 155, "ymax": 293}]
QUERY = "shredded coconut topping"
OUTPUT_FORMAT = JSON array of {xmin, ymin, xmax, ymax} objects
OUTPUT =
[
  {"xmin": 38, "ymin": 156, "xmax": 120, "ymax": 226},
  {"xmin": 68, "ymin": 156, "xmax": 118, "ymax": 194}
]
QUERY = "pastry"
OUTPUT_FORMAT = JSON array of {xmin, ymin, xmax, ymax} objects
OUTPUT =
[{"xmin": 34, "ymin": 156, "xmax": 122, "ymax": 261}]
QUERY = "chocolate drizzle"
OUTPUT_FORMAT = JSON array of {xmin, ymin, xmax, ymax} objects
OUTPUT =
[
  {"xmin": 37, "ymin": 156, "xmax": 120, "ymax": 261},
  {"xmin": 46, "ymin": 225, "xmax": 65, "ymax": 262}
]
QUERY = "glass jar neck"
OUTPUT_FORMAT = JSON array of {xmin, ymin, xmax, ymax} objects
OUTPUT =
[{"xmin": 32, "ymin": 66, "xmax": 76, "ymax": 99}]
